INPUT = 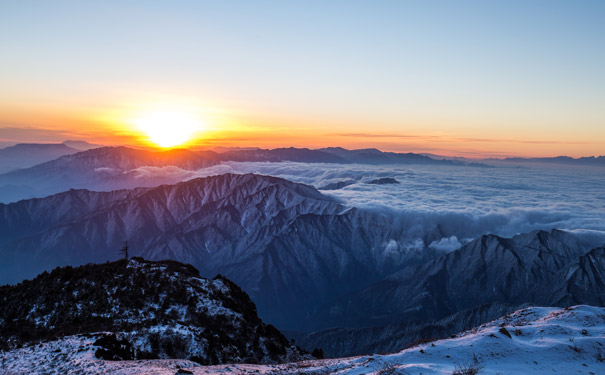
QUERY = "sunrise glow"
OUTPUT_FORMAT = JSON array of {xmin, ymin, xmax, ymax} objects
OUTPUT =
[{"xmin": 135, "ymin": 110, "xmax": 202, "ymax": 148}]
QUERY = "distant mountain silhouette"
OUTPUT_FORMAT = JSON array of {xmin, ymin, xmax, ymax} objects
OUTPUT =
[
  {"xmin": 0, "ymin": 146, "xmax": 480, "ymax": 203},
  {"xmin": 488, "ymin": 155, "xmax": 605, "ymax": 166},
  {"xmin": 62, "ymin": 140, "xmax": 103, "ymax": 151},
  {"xmin": 0, "ymin": 143, "xmax": 80, "ymax": 174},
  {"xmin": 0, "ymin": 146, "xmax": 222, "ymax": 202}
]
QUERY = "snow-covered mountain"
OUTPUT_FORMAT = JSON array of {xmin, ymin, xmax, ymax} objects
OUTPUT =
[
  {"xmin": 321, "ymin": 229, "xmax": 605, "ymax": 328},
  {"xmin": 0, "ymin": 257, "xmax": 302, "ymax": 364},
  {"xmin": 0, "ymin": 173, "xmax": 436, "ymax": 331},
  {"xmin": 2, "ymin": 305, "xmax": 603, "ymax": 374}
]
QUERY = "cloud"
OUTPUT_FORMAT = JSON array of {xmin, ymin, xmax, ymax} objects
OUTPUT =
[
  {"xmin": 429, "ymin": 236, "xmax": 462, "ymax": 252},
  {"xmin": 179, "ymin": 161, "xmax": 605, "ymax": 245},
  {"xmin": 327, "ymin": 132, "xmax": 596, "ymax": 145},
  {"xmin": 94, "ymin": 167, "xmax": 119, "ymax": 174},
  {"xmin": 79, "ymin": 160, "xmax": 605, "ymax": 247}
]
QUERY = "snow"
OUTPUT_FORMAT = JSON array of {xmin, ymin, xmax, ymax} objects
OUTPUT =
[{"xmin": 1, "ymin": 305, "xmax": 603, "ymax": 374}]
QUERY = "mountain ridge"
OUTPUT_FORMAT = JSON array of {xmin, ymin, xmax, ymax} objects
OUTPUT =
[
  {"xmin": 0, "ymin": 257, "xmax": 302, "ymax": 364},
  {"xmin": 0, "ymin": 173, "xmax": 438, "ymax": 331},
  {"xmin": 0, "ymin": 145, "xmax": 479, "ymax": 203},
  {"xmin": 320, "ymin": 229, "xmax": 605, "ymax": 328}
]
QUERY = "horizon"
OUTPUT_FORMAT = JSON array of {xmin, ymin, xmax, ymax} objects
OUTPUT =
[
  {"xmin": 2, "ymin": 139, "xmax": 605, "ymax": 160},
  {"xmin": 2, "ymin": 1, "xmax": 605, "ymax": 158}
]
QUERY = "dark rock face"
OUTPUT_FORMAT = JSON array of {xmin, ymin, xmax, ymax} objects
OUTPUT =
[
  {"xmin": 318, "ymin": 180, "xmax": 356, "ymax": 190},
  {"xmin": 0, "ymin": 258, "xmax": 297, "ymax": 364},
  {"xmin": 367, "ymin": 177, "xmax": 399, "ymax": 185}
]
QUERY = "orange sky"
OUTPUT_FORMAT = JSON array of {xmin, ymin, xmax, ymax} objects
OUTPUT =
[
  {"xmin": 2, "ymin": 1, "xmax": 604, "ymax": 158},
  {"xmin": 0, "ymin": 104, "xmax": 601, "ymax": 158}
]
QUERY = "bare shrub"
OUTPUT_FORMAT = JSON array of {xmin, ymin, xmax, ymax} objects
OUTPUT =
[
  {"xmin": 452, "ymin": 361, "xmax": 483, "ymax": 375},
  {"xmin": 377, "ymin": 361, "xmax": 406, "ymax": 375}
]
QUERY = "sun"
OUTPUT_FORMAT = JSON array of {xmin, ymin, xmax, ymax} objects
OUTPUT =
[{"xmin": 135, "ymin": 110, "xmax": 202, "ymax": 148}]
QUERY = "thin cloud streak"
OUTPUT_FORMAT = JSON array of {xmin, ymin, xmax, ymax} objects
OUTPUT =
[{"xmin": 328, "ymin": 132, "xmax": 597, "ymax": 145}]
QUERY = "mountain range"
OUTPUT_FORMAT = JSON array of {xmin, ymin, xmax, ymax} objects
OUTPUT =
[
  {"xmin": 0, "ymin": 145, "xmax": 469, "ymax": 203},
  {"xmin": 0, "ymin": 143, "xmax": 603, "ymax": 358},
  {"xmin": 498, "ymin": 155, "xmax": 605, "ymax": 166},
  {"xmin": 1, "ymin": 171, "xmax": 604, "ymax": 348},
  {"xmin": 296, "ymin": 229, "xmax": 605, "ymax": 356},
  {"xmin": 0, "ymin": 141, "xmax": 102, "ymax": 174},
  {"xmin": 0, "ymin": 173, "xmax": 443, "ymax": 332},
  {"xmin": 0, "ymin": 142, "xmax": 79, "ymax": 175}
]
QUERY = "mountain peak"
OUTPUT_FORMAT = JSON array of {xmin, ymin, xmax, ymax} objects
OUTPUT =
[{"xmin": 0, "ymin": 258, "xmax": 300, "ymax": 364}]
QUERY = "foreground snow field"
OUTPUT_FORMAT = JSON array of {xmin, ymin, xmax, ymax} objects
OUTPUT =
[{"xmin": 2, "ymin": 305, "xmax": 604, "ymax": 375}]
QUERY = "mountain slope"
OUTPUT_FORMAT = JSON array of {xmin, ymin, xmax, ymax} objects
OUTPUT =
[
  {"xmin": 296, "ymin": 302, "xmax": 523, "ymax": 357},
  {"xmin": 2, "ymin": 305, "xmax": 603, "ymax": 374},
  {"xmin": 0, "ymin": 173, "xmax": 433, "ymax": 331},
  {"xmin": 561, "ymin": 246, "xmax": 605, "ymax": 306},
  {"xmin": 0, "ymin": 257, "xmax": 299, "ymax": 364},
  {"xmin": 323, "ymin": 229, "xmax": 604, "ymax": 328}
]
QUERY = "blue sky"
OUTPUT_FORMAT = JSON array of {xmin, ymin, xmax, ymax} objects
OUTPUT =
[{"xmin": 1, "ymin": 1, "xmax": 604, "ymax": 156}]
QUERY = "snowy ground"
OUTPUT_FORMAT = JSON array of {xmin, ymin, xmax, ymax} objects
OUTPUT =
[{"xmin": 1, "ymin": 305, "xmax": 604, "ymax": 375}]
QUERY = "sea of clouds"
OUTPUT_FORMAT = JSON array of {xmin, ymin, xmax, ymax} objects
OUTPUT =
[{"xmin": 130, "ymin": 161, "xmax": 605, "ymax": 250}]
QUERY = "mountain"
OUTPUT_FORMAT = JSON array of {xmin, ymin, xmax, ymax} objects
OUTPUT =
[
  {"xmin": 563, "ymin": 246, "xmax": 605, "ymax": 305},
  {"xmin": 0, "ymin": 146, "xmax": 221, "ymax": 202},
  {"xmin": 295, "ymin": 302, "xmax": 522, "ymax": 357},
  {"xmin": 293, "ymin": 305, "xmax": 605, "ymax": 374},
  {"xmin": 3, "ymin": 304, "xmax": 604, "ymax": 374},
  {"xmin": 321, "ymin": 229, "xmax": 605, "ymax": 328},
  {"xmin": 210, "ymin": 146, "xmax": 451, "ymax": 165},
  {"xmin": 0, "ymin": 145, "xmax": 484, "ymax": 203},
  {"xmin": 317, "ymin": 179, "xmax": 356, "ymax": 190},
  {"xmin": 0, "ymin": 142, "xmax": 80, "ymax": 174},
  {"xmin": 62, "ymin": 140, "xmax": 103, "ymax": 151},
  {"xmin": 319, "ymin": 147, "xmax": 458, "ymax": 165},
  {"xmin": 0, "ymin": 257, "xmax": 302, "ymax": 364},
  {"xmin": 219, "ymin": 147, "xmax": 347, "ymax": 163},
  {"xmin": 0, "ymin": 173, "xmax": 437, "ymax": 331},
  {"xmin": 485, "ymin": 155, "xmax": 605, "ymax": 167}
]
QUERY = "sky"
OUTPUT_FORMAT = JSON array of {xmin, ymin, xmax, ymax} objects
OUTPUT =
[{"xmin": 1, "ymin": 0, "xmax": 604, "ymax": 157}]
